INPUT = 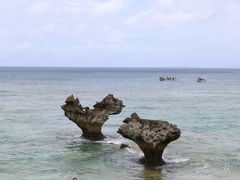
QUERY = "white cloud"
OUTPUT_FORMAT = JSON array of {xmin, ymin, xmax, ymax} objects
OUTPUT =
[
  {"xmin": 2, "ymin": 0, "xmax": 240, "ymax": 67},
  {"xmin": 27, "ymin": 2, "xmax": 52, "ymax": 15},
  {"xmin": 61, "ymin": 0, "xmax": 131, "ymax": 17},
  {"xmin": 29, "ymin": 22, "xmax": 86, "ymax": 37},
  {"xmin": 125, "ymin": 0, "xmax": 213, "ymax": 27},
  {"xmin": 91, "ymin": 0, "xmax": 128, "ymax": 17},
  {"xmin": 224, "ymin": 5, "xmax": 240, "ymax": 22},
  {"xmin": 154, "ymin": 0, "xmax": 175, "ymax": 8},
  {"xmin": 30, "ymin": 23, "xmax": 55, "ymax": 36},
  {"xmin": 14, "ymin": 42, "xmax": 35, "ymax": 50},
  {"xmin": 109, "ymin": 30, "xmax": 125, "ymax": 43},
  {"xmin": 125, "ymin": 11, "xmax": 149, "ymax": 25},
  {"xmin": 156, "ymin": 10, "xmax": 211, "ymax": 24},
  {"xmin": 62, "ymin": 0, "xmax": 94, "ymax": 14}
]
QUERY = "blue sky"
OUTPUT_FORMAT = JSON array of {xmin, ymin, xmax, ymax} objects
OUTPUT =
[{"xmin": 0, "ymin": 0, "xmax": 240, "ymax": 67}]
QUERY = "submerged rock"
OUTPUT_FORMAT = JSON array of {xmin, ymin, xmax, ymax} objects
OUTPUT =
[
  {"xmin": 120, "ymin": 143, "xmax": 130, "ymax": 149},
  {"xmin": 62, "ymin": 94, "xmax": 124, "ymax": 141},
  {"xmin": 117, "ymin": 113, "xmax": 181, "ymax": 165}
]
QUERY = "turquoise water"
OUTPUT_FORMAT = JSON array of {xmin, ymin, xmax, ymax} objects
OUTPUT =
[{"xmin": 0, "ymin": 67, "xmax": 240, "ymax": 180}]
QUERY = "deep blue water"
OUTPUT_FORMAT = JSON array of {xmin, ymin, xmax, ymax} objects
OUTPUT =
[{"xmin": 0, "ymin": 67, "xmax": 240, "ymax": 180}]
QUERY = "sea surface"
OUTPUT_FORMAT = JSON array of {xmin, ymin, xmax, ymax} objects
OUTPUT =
[{"xmin": 0, "ymin": 67, "xmax": 240, "ymax": 180}]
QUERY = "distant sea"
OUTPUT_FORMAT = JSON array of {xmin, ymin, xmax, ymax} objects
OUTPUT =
[{"xmin": 0, "ymin": 67, "xmax": 240, "ymax": 180}]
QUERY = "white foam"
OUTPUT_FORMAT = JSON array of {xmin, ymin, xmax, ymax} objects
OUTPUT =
[
  {"xmin": 165, "ymin": 158, "xmax": 190, "ymax": 164},
  {"xmin": 126, "ymin": 148, "xmax": 143, "ymax": 155},
  {"xmin": 100, "ymin": 138, "xmax": 144, "ymax": 155},
  {"xmin": 100, "ymin": 138, "xmax": 125, "ymax": 145}
]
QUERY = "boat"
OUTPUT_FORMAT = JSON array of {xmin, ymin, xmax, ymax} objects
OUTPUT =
[
  {"xmin": 159, "ymin": 77, "xmax": 176, "ymax": 81},
  {"xmin": 197, "ymin": 77, "xmax": 206, "ymax": 82},
  {"xmin": 159, "ymin": 77, "xmax": 166, "ymax": 81}
]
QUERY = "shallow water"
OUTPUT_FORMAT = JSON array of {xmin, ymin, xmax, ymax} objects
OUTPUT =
[{"xmin": 0, "ymin": 67, "xmax": 240, "ymax": 180}]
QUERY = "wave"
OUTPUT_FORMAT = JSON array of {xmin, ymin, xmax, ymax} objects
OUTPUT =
[
  {"xmin": 56, "ymin": 130, "xmax": 82, "ymax": 140},
  {"xmin": 0, "ymin": 90, "xmax": 17, "ymax": 97},
  {"xmin": 0, "ymin": 90, "xmax": 10, "ymax": 93}
]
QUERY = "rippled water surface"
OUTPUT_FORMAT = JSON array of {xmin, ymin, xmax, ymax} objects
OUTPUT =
[{"xmin": 0, "ymin": 67, "xmax": 240, "ymax": 180}]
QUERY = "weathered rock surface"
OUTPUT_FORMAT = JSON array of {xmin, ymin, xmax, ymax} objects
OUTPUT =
[
  {"xmin": 117, "ymin": 113, "xmax": 181, "ymax": 165},
  {"xmin": 62, "ymin": 94, "xmax": 124, "ymax": 141}
]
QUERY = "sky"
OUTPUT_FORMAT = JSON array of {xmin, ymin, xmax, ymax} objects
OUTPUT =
[{"xmin": 0, "ymin": 0, "xmax": 240, "ymax": 68}]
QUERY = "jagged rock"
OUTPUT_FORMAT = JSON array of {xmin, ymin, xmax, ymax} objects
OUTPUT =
[
  {"xmin": 62, "ymin": 94, "xmax": 124, "ymax": 141},
  {"xmin": 117, "ymin": 113, "xmax": 181, "ymax": 165}
]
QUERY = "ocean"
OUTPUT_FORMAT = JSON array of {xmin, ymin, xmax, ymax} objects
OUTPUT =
[{"xmin": 0, "ymin": 67, "xmax": 240, "ymax": 180}]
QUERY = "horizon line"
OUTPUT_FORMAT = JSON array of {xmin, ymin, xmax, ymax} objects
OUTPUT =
[{"xmin": 0, "ymin": 65, "xmax": 240, "ymax": 69}]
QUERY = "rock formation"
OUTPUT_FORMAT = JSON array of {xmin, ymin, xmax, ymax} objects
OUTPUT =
[
  {"xmin": 62, "ymin": 94, "xmax": 124, "ymax": 141},
  {"xmin": 117, "ymin": 113, "xmax": 181, "ymax": 165}
]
